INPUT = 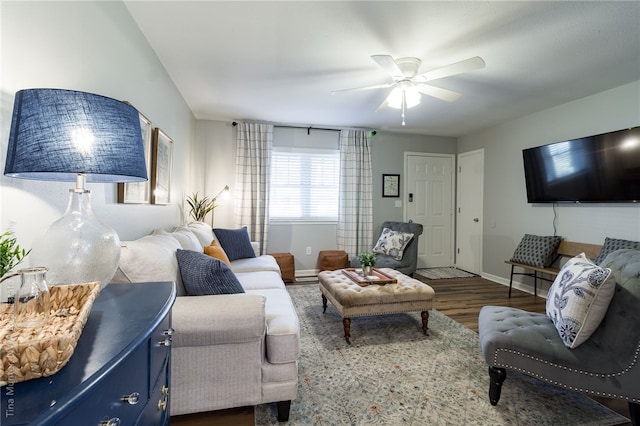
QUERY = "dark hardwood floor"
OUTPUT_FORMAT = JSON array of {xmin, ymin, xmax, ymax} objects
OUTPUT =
[{"xmin": 171, "ymin": 276, "xmax": 630, "ymax": 425}]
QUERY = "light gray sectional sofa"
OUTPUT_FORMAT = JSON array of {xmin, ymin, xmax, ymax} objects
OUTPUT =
[{"xmin": 111, "ymin": 222, "xmax": 300, "ymax": 421}]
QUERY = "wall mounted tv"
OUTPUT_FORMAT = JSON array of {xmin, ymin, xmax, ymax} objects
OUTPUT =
[{"xmin": 522, "ymin": 126, "xmax": 640, "ymax": 203}]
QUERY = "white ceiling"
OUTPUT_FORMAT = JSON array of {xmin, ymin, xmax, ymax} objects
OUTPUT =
[{"xmin": 124, "ymin": 1, "xmax": 640, "ymax": 137}]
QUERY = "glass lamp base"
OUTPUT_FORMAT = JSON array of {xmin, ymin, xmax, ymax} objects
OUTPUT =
[{"xmin": 31, "ymin": 189, "xmax": 120, "ymax": 289}]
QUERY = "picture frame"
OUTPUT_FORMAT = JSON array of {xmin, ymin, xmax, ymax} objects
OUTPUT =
[
  {"xmin": 117, "ymin": 111, "xmax": 152, "ymax": 204},
  {"xmin": 150, "ymin": 128, "xmax": 173, "ymax": 205},
  {"xmin": 382, "ymin": 174, "xmax": 400, "ymax": 197}
]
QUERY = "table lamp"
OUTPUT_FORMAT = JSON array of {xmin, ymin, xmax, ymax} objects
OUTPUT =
[{"xmin": 4, "ymin": 88, "xmax": 147, "ymax": 288}]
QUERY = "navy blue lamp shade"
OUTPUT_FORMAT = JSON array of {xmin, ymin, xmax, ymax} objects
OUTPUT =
[
  {"xmin": 3, "ymin": 88, "xmax": 148, "ymax": 289},
  {"xmin": 4, "ymin": 88, "xmax": 147, "ymax": 182}
]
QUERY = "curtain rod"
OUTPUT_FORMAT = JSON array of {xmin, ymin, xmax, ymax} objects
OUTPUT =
[{"xmin": 231, "ymin": 121, "xmax": 376, "ymax": 136}]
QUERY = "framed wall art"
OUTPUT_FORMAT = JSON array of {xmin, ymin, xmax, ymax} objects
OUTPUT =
[
  {"xmin": 117, "ymin": 111, "xmax": 152, "ymax": 203},
  {"xmin": 382, "ymin": 174, "xmax": 400, "ymax": 197},
  {"xmin": 150, "ymin": 128, "xmax": 173, "ymax": 205}
]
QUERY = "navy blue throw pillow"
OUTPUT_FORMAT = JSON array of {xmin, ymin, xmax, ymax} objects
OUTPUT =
[
  {"xmin": 212, "ymin": 227, "xmax": 256, "ymax": 262},
  {"xmin": 176, "ymin": 249, "xmax": 245, "ymax": 295}
]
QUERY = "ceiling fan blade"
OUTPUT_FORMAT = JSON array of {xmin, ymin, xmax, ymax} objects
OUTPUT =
[
  {"xmin": 417, "ymin": 56, "xmax": 485, "ymax": 82},
  {"xmin": 331, "ymin": 82, "xmax": 393, "ymax": 94},
  {"xmin": 375, "ymin": 98, "xmax": 392, "ymax": 112},
  {"xmin": 415, "ymin": 84, "xmax": 462, "ymax": 102},
  {"xmin": 371, "ymin": 55, "xmax": 404, "ymax": 79}
]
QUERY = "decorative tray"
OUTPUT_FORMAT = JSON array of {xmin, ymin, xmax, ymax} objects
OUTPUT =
[
  {"xmin": 342, "ymin": 268, "xmax": 398, "ymax": 286},
  {"xmin": 0, "ymin": 282, "xmax": 100, "ymax": 386}
]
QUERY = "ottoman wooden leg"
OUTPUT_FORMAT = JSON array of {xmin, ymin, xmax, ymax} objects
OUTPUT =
[
  {"xmin": 322, "ymin": 294, "xmax": 328, "ymax": 313},
  {"xmin": 343, "ymin": 317, "xmax": 351, "ymax": 344},
  {"xmin": 421, "ymin": 311, "xmax": 429, "ymax": 335}
]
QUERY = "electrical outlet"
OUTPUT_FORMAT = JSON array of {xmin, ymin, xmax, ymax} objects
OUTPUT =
[{"xmin": 306, "ymin": 247, "xmax": 312, "ymax": 255}]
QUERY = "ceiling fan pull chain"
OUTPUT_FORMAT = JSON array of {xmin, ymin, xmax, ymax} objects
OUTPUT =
[{"xmin": 401, "ymin": 90, "xmax": 406, "ymax": 126}]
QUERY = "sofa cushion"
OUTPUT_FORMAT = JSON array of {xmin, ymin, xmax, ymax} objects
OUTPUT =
[
  {"xmin": 510, "ymin": 234, "xmax": 562, "ymax": 268},
  {"xmin": 594, "ymin": 237, "xmax": 640, "ymax": 265},
  {"xmin": 177, "ymin": 249, "xmax": 245, "ymax": 296},
  {"xmin": 185, "ymin": 221, "xmax": 215, "ymax": 247},
  {"xmin": 213, "ymin": 227, "xmax": 256, "ymax": 262},
  {"xmin": 236, "ymin": 270, "xmax": 286, "ymax": 291},
  {"xmin": 231, "ymin": 255, "xmax": 281, "ymax": 274},
  {"xmin": 114, "ymin": 233, "xmax": 187, "ymax": 296},
  {"xmin": 372, "ymin": 228, "xmax": 414, "ymax": 261},
  {"xmin": 546, "ymin": 252, "xmax": 615, "ymax": 348},
  {"xmin": 204, "ymin": 240, "xmax": 232, "ymax": 266}
]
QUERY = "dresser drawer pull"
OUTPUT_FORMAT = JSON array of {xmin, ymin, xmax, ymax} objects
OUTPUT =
[
  {"xmin": 121, "ymin": 392, "xmax": 140, "ymax": 405},
  {"xmin": 158, "ymin": 338, "xmax": 172, "ymax": 347},
  {"xmin": 100, "ymin": 418, "xmax": 121, "ymax": 426},
  {"xmin": 163, "ymin": 328, "xmax": 175, "ymax": 336},
  {"xmin": 158, "ymin": 398, "xmax": 167, "ymax": 411}
]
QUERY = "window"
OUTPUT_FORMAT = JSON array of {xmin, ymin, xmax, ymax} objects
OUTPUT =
[{"xmin": 270, "ymin": 148, "xmax": 339, "ymax": 221}]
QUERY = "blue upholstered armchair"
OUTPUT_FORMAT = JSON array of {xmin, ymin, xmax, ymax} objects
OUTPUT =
[
  {"xmin": 350, "ymin": 221, "xmax": 423, "ymax": 276},
  {"xmin": 478, "ymin": 249, "xmax": 640, "ymax": 424}
]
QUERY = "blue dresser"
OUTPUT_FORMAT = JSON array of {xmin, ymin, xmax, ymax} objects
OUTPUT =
[{"xmin": 1, "ymin": 282, "xmax": 176, "ymax": 425}]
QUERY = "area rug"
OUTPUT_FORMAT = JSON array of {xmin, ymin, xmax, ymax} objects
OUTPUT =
[
  {"xmin": 415, "ymin": 266, "xmax": 478, "ymax": 280},
  {"xmin": 255, "ymin": 284, "xmax": 628, "ymax": 425}
]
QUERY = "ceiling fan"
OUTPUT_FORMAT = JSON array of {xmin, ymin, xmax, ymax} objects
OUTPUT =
[{"xmin": 332, "ymin": 55, "xmax": 485, "ymax": 125}]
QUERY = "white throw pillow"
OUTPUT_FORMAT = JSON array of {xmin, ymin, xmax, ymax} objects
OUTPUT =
[
  {"xmin": 546, "ymin": 252, "xmax": 615, "ymax": 348},
  {"xmin": 114, "ymin": 233, "xmax": 186, "ymax": 296},
  {"xmin": 372, "ymin": 228, "xmax": 414, "ymax": 261},
  {"xmin": 171, "ymin": 226, "xmax": 205, "ymax": 251},
  {"xmin": 185, "ymin": 221, "xmax": 215, "ymax": 247}
]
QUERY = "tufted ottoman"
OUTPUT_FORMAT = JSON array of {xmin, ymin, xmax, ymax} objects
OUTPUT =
[{"xmin": 318, "ymin": 268, "xmax": 435, "ymax": 343}]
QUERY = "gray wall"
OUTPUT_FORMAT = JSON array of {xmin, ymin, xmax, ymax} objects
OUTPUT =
[
  {"xmin": 459, "ymin": 80, "xmax": 640, "ymax": 290},
  {"xmin": 196, "ymin": 122, "xmax": 457, "ymax": 274},
  {"xmin": 0, "ymin": 1, "xmax": 195, "ymax": 250}
]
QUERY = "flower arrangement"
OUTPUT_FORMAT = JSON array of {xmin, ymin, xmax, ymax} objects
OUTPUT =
[
  {"xmin": 358, "ymin": 252, "xmax": 377, "ymax": 267},
  {"xmin": 186, "ymin": 192, "xmax": 217, "ymax": 222},
  {"xmin": 0, "ymin": 231, "xmax": 30, "ymax": 277}
]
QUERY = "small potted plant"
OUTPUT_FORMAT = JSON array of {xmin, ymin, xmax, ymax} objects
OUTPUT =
[
  {"xmin": 186, "ymin": 192, "xmax": 216, "ymax": 222},
  {"xmin": 358, "ymin": 252, "xmax": 377, "ymax": 276},
  {"xmin": 1, "ymin": 231, "xmax": 30, "ymax": 277}
]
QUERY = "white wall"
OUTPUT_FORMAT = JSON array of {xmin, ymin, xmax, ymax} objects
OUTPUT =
[
  {"xmin": 0, "ymin": 1, "xmax": 195, "ymax": 256},
  {"xmin": 458, "ymin": 81, "xmax": 640, "ymax": 287}
]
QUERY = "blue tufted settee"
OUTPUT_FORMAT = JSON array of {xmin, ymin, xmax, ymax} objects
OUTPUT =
[
  {"xmin": 478, "ymin": 249, "xmax": 640, "ymax": 424},
  {"xmin": 350, "ymin": 221, "xmax": 424, "ymax": 276}
]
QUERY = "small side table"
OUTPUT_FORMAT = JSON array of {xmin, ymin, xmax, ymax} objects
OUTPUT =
[{"xmin": 270, "ymin": 252, "xmax": 295, "ymax": 283}]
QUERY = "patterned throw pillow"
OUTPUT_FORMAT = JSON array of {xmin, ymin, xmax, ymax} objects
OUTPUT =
[
  {"xmin": 176, "ymin": 249, "xmax": 245, "ymax": 295},
  {"xmin": 372, "ymin": 228, "xmax": 414, "ymax": 261},
  {"xmin": 213, "ymin": 227, "xmax": 256, "ymax": 262},
  {"xmin": 546, "ymin": 253, "xmax": 615, "ymax": 348},
  {"xmin": 594, "ymin": 237, "xmax": 640, "ymax": 265},
  {"xmin": 510, "ymin": 234, "xmax": 562, "ymax": 268}
]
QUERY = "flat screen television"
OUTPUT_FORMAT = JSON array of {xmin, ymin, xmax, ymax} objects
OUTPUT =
[{"xmin": 522, "ymin": 126, "xmax": 640, "ymax": 203}]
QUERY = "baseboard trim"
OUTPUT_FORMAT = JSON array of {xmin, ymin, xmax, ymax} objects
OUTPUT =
[{"xmin": 480, "ymin": 272, "xmax": 549, "ymax": 299}]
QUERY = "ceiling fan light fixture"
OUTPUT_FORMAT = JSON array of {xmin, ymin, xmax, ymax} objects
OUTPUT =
[{"xmin": 387, "ymin": 84, "xmax": 421, "ymax": 109}]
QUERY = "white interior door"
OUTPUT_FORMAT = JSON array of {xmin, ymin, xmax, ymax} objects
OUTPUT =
[
  {"xmin": 455, "ymin": 149, "xmax": 484, "ymax": 274},
  {"xmin": 405, "ymin": 153, "xmax": 455, "ymax": 268}
]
